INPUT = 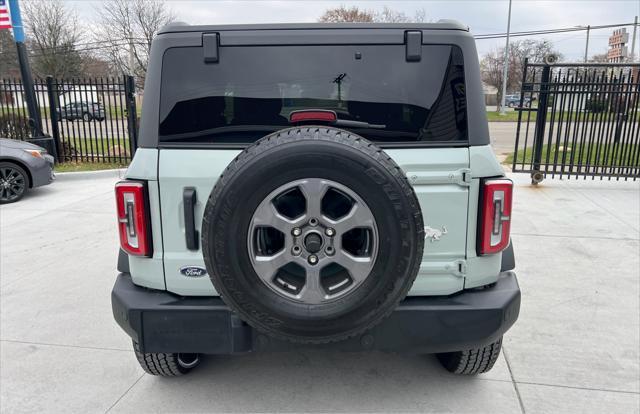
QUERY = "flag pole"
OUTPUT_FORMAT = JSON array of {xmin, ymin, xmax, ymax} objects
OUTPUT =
[{"xmin": 8, "ymin": 0, "xmax": 43, "ymax": 138}]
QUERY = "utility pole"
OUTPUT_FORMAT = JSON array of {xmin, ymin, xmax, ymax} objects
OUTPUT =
[
  {"xmin": 499, "ymin": 0, "xmax": 513, "ymax": 115},
  {"xmin": 8, "ymin": 0, "xmax": 43, "ymax": 138},
  {"xmin": 631, "ymin": 16, "xmax": 638, "ymax": 62},
  {"xmin": 128, "ymin": 30, "xmax": 135, "ymax": 77},
  {"xmin": 583, "ymin": 25, "xmax": 590, "ymax": 63}
]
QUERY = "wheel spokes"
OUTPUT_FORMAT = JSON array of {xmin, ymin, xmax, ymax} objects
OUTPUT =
[
  {"xmin": 252, "ymin": 201, "xmax": 298, "ymax": 234},
  {"xmin": 298, "ymin": 267, "xmax": 326, "ymax": 304},
  {"xmin": 328, "ymin": 203, "xmax": 375, "ymax": 235},
  {"xmin": 253, "ymin": 250, "xmax": 294, "ymax": 283},
  {"xmin": 333, "ymin": 250, "xmax": 374, "ymax": 283},
  {"xmin": 6, "ymin": 170, "xmax": 19, "ymax": 181},
  {"xmin": 298, "ymin": 178, "xmax": 329, "ymax": 219}
]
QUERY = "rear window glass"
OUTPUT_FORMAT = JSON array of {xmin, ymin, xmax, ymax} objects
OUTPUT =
[{"xmin": 159, "ymin": 44, "xmax": 467, "ymax": 145}]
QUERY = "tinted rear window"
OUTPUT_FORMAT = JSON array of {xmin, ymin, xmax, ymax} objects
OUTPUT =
[{"xmin": 159, "ymin": 44, "xmax": 467, "ymax": 145}]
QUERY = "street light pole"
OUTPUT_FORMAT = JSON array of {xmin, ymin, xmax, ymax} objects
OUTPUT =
[
  {"xmin": 583, "ymin": 25, "xmax": 590, "ymax": 63},
  {"xmin": 8, "ymin": 0, "xmax": 43, "ymax": 138},
  {"xmin": 630, "ymin": 16, "xmax": 638, "ymax": 62},
  {"xmin": 499, "ymin": 0, "xmax": 513, "ymax": 115}
]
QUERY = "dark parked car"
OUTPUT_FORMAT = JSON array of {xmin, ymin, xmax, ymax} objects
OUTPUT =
[
  {"xmin": 57, "ymin": 101, "xmax": 106, "ymax": 122},
  {"xmin": 0, "ymin": 138, "xmax": 54, "ymax": 204},
  {"xmin": 505, "ymin": 94, "xmax": 530, "ymax": 108}
]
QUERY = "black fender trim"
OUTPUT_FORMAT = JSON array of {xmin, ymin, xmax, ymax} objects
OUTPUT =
[
  {"xmin": 501, "ymin": 241, "xmax": 515, "ymax": 272},
  {"xmin": 117, "ymin": 249, "xmax": 130, "ymax": 273}
]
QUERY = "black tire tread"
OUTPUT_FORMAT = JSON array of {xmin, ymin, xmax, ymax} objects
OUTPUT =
[
  {"xmin": 202, "ymin": 127, "xmax": 424, "ymax": 344},
  {"xmin": 437, "ymin": 337, "xmax": 502, "ymax": 375},
  {"xmin": 133, "ymin": 342, "xmax": 186, "ymax": 377}
]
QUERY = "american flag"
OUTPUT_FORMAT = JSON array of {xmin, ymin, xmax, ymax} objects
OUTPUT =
[{"xmin": 0, "ymin": 0, "xmax": 12, "ymax": 30}]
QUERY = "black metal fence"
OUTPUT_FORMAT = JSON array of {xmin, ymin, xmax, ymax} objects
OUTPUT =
[
  {"xmin": 0, "ymin": 75, "xmax": 138, "ymax": 164},
  {"xmin": 513, "ymin": 60, "xmax": 639, "ymax": 183}
]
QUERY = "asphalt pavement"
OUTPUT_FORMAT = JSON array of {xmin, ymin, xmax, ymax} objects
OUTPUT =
[{"xmin": 0, "ymin": 167, "xmax": 638, "ymax": 413}]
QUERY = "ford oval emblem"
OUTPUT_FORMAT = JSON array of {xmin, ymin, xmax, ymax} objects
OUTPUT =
[{"xmin": 179, "ymin": 266, "xmax": 208, "ymax": 278}]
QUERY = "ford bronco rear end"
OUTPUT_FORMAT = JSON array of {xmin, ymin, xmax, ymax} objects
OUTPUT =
[{"xmin": 111, "ymin": 21, "xmax": 520, "ymax": 377}]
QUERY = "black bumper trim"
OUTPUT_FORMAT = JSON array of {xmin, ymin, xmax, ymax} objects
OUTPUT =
[
  {"xmin": 501, "ymin": 241, "xmax": 516, "ymax": 272},
  {"xmin": 112, "ymin": 272, "xmax": 520, "ymax": 354}
]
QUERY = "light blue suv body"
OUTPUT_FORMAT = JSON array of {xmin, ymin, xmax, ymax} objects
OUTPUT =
[{"xmin": 112, "ymin": 22, "xmax": 521, "ymax": 377}]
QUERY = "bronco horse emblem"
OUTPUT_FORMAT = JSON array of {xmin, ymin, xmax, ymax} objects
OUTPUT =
[{"xmin": 424, "ymin": 226, "xmax": 448, "ymax": 242}]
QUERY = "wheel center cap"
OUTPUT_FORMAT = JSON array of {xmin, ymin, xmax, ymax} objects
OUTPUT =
[{"xmin": 304, "ymin": 232, "xmax": 323, "ymax": 254}]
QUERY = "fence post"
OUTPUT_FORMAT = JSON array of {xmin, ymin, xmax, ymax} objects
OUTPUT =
[
  {"xmin": 531, "ymin": 62, "xmax": 551, "ymax": 184},
  {"xmin": 513, "ymin": 58, "xmax": 530, "ymax": 172},
  {"xmin": 124, "ymin": 75, "xmax": 138, "ymax": 158},
  {"xmin": 45, "ymin": 76, "xmax": 61, "ymax": 163}
]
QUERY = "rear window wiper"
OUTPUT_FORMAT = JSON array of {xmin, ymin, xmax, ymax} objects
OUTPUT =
[
  {"xmin": 289, "ymin": 109, "xmax": 385, "ymax": 129},
  {"xmin": 333, "ymin": 119, "xmax": 386, "ymax": 129},
  {"xmin": 160, "ymin": 125, "xmax": 281, "ymax": 141}
]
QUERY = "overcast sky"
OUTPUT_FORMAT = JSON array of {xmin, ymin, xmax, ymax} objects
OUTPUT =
[{"xmin": 68, "ymin": 0, "xmax": 639, "ymax": 60}]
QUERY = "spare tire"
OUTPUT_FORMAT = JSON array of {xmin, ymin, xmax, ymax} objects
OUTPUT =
[{"xmin": 202, "ymin": 127, "xmax": 424, "ymax": 344}]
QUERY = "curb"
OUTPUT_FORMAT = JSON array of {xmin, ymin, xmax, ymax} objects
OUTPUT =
[{"xmin": 54, "ymin": 168, "xmax": 127, "ymax": 181}]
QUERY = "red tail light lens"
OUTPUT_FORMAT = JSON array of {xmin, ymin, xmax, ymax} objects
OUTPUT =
[
  {"xmin": 478, "ymin": 179, "xmax": 513, "ymax": 255},
  {"xmin": 289, "ymin": 109, "xmax": 337, "ymax": 123},
  {"xmin": 115, "ymin": 181, "xmax": 152, "ymax": 257}
]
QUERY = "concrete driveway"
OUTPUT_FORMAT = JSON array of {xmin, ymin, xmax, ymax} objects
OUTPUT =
[{"xmin": 1, "ymin": 170, "xmax": 638, "ymax": 413}]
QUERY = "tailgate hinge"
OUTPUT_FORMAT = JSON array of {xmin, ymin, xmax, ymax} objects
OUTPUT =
[
  {"xmin": 202, "ymin": 33, "xmax": 219, "ymax": 63},
  {"xmin": 421, "ymin": 259, "xmax": 467, "ymax": 278},
  {"xmin": 407, "ymin": 168, "xmax": 471, "ymax": 187},
  {"xmin": 448, "ymin": 259, "xmax": 467, "ymax": 278},
  {"xmin": 405, "ymin": 30, "xmax": 422, "ymax": 62},
  {"xmin": 460, "ymin": 168, "xmax": 472, "ymax": 186}
]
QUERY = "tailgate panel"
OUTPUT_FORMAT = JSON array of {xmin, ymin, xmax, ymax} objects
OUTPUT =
[{"xmin": 158, "ymin": 147, "xmax": 470, "ymax": 296}]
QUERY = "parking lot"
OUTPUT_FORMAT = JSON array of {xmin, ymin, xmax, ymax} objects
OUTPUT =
[{"xmin": 0, "ymin": 170, "xmax": 638, "ymax": 413}]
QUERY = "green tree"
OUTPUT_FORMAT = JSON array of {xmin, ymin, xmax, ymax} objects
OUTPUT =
[{"xmin": 0, "ymin": 30, "xmax": 19, "ymax": 79}]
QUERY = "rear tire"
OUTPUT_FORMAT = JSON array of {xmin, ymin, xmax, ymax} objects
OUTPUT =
[
  {"xmin": 202, "ymin": 127, "xmax": 424, "ymax": 344},
  {"xmin": 132, "ymin": 342, "xmax": 200, "ymax": 377},
  {"xmin": 436, "ymin": 337, "xmax": 502, "ymax": 375}
]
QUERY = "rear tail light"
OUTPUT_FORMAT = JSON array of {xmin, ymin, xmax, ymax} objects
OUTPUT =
[
  {"xmin": 478, "ymin": 179, "xmax": 513, "ymax": 255},
  {"xmin": 115, "ymin": 181, "xmax": 152, "ymax": 257},
  {"xmin": 289, "ymin": 109, "xmax": 337, "ymax": 123}
]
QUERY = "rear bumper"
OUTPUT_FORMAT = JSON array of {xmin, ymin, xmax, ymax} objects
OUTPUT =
[{"xmin": 112, "ymin": 272, "xmax": 520, "ymax": 354}]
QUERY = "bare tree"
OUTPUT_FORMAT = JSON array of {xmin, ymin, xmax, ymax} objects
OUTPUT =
[
  {"xmin": 481, "ymin": 39, "xmax": 562, "ymax": 109},
  {"xmin": 81, "ymin": 55, "xmax": 116, "ymax": 78},
  {"xmin": 589, "ymin": 53, "xmax": 609, "ymax": 63},
  {"xmin": 23, "ymin": 0, "xmax": 84, "ymax": 78},
  {"xmin": 94, "ymin": 0, "xmax": 175, "ymax": 88},
  {"xmin": 319, "ymin": 5, "xmax": 427, "ymax": 23},
  {"xmin": 318, "ymin": 6, "xmax": 375, "ymax": 22},
  {"xmin": 376, "ymin": 6, "xmax": 427, "ymax": 23}
]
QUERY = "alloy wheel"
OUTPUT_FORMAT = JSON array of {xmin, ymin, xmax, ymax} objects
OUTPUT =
[
  {"xmin": 247, "ymin": 178, "xmax": 378, "ymax": 305},
  {"xmin": 0, "ymin": 166, "xmax": 26, "ymax": 203}
]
